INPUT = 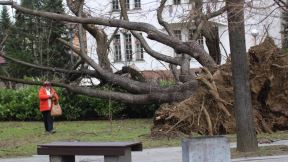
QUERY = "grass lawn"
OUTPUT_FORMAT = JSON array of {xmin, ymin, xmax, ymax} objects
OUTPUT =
[
  {"xmin": 1, "ymin": 119, "xmax": 288, "ymax": 158},
  {"xmin": 0, "ymin": 119, "xmax": 181, "ymax": 158}
]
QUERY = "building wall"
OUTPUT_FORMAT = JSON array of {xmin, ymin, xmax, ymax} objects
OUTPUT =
[{"xmin": 83, "ymin": 0, "xmax": 282, "ymax": 72}]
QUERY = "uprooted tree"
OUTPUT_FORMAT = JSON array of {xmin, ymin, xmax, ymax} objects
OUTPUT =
[
  {"xmin": 0, "ymin": 0, "xmax": 222, "ymax": 103},
  {"xmin": 152, "ymin": 36, "xmax": 288, "ymax": 141},
  {"xmin": 0, "ymin": 0, "xmax": 286, "ymax": 152}
]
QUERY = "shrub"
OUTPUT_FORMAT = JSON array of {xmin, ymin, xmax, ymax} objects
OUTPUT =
[
  {"xmin": 60, "ymin": 92, "xmax": 125, "ymax": 120},
  {"xmin": 0, "ymin": 87, "xmax": 42, "ymax": 120},
  {"xmin": 159, "ymin": 80, "xmax": 175, "ymax": 87},
  {"xmin": 0, "ymin": 85, "xmax": 158, "ymax": 121},
  {"xmin": 0, "ymin": 86, "xmax": 126, "ymax": 121}
]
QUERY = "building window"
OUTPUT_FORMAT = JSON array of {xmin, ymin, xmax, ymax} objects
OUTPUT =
[
  {"xmin": 173, "ymin": 0, "xmax": 181, "ymax": 5},
  {"xmin": 135, "ymin": 37, "xmax": 144, "ymax": 60},
  {"xmin": 197, "ymin": 35, "xmax": 204, "ymax": 46},
  {"xmin": 135, "ymin": 0, "xmax": 141, "ymax": 9},
  {"xmin": 124, "ymin": 33, "xmax": 133, "ymax": 61},
  {"xmin": 189, "ymin": 29, "xmax": 204, "ymax": 46},
  {"xmin": 114, "ymin": 34, "xmax": 122, "ymax": 62},
  {"xmin": 126, "ymin": 0, "xmax": 130, "ymax": 10},
  {"xmin": 112, "ymin": 0, "xmax": 119, "ymax": 11},
  {"xmin": 173, "ymin": 30, "xmax": 182, "ymax": 40}
]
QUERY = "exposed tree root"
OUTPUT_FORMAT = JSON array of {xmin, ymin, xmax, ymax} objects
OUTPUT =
[
  {"xmin": 196, "ymin": 67, "xmax": 231, "ymax": 117},
  {"xmin": 152, "ymin": 38, "xmax": 288, "ymax": 136},
  {"xmin": 201, "ymin": 98, "xmax": 213, "ymax": 136}
]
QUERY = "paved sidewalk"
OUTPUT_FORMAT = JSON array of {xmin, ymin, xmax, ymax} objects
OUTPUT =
[{"xmin": 1, "ymin": 140, "xmax": 288, "ymax": 162}]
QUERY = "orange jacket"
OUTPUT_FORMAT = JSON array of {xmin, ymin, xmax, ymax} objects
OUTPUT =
[{"xmin": 38, "ymin": 87, "xmax": 59, "ymax": 112}]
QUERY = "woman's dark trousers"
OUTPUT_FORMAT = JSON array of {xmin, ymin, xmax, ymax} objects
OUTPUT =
[{"xmin": 42, "ymin": 111, "xmax": 53, "ymax": 132}]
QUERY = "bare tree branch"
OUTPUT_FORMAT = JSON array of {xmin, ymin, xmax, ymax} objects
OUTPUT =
[
  {"xmin": 57, "ymin": 38, "xmax": 84, "ymax": 71},
  {"xmin": 0, "ymin": 0, "xmax": 216, "ymax": 69},
  {"xmin": 132, "ymin": 33, "xmax": 182, "ymax": 65},
  {"xmin": 0, "ymin": 51, "xmax": 97, "ymax": 77},
  {"xmin": 273, "ymin": 0, "xmax": 288, "ymax": 11},
  {"xmin": 58, "ymin": 22, "xmax": 197, "ymax": 95},
  {"xmin": 57, "ymin": 38, "xmax": 81, "ymax": 55},
  {"xmin": 157, "ymin": 0, "xmax": 173, "ymax": 36},
  {"xmin": 206, "ymin": 6, "xmax": 227, "ymax": 19},
  {"xmin": 107, "ymin": 27, "xmax": 120, "ymax": 46},
  {"xmin": 66, "ymin": 0, "xmax": 112, "ymax": 72},
  {"xmin": 119, "ymin": 0, "xmax": 182, "ymax": 65},
  {"xmin": 0, "ymin": 75, "xmax": 195, "ymax": 104}
]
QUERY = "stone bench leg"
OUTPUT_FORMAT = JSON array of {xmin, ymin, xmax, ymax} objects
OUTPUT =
[
  {"xmin": 50, "ymin": 155, "xmax": 75, "ymax": 162},
  {"xmin": 104, "ymin": 148, "xmax": 131, "ymax": 162}
]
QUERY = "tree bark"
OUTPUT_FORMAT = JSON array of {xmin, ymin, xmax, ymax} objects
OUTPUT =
[
  {"xmin": 226, "ymin": 0, "xmax": 258, "ymax": 152},
  {"xmin": 203, "ymin": 23, "xmax": 221, "ymax": 64}
]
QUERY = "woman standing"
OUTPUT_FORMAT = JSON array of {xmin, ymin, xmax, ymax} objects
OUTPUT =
[{"xmin": 38, "ymin": 81, "xmax": 59, "ymax": 134}]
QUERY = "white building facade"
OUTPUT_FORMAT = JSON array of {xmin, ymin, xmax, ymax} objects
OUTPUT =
[{"xmin": 83, "ymin": 0, "xmax": 283, "ymax": 72}]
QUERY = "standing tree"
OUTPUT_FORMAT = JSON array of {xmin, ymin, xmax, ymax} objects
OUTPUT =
[
  {"xmin": 0, "ymin": 6, "xmax": 11, "ymax": 32},
  {"xmin": 227, "ymin": 0, "xmax": 258, "ymax": 152},
  {"xmin": 4, "ymin": 0, "xmax": 70, "ymax": 80},
  {"xmin": 34, "ymin": 0, "xmax": 70, "ymax": 70},
  {"xmin": 0, "ymin": 5, "xmax": 13, "ymax": 88}
]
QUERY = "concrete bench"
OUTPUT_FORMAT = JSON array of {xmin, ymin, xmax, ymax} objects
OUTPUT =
[{"xmin": 37, "ymin": 141, "xmax": 142, "ymax": 162}]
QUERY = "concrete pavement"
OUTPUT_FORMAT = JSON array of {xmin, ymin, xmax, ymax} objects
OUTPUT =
[{"xmin": 1, "ymin": 140, "xmax": 288, "ymax": 162}]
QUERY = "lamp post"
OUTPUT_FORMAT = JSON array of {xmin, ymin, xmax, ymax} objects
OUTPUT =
[{"xmin": 251, "ymin": 29, "xmax": 259, "ymax": 46}]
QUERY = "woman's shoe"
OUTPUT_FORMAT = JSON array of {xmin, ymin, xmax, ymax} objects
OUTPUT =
[{"xmin": 49, "ymin": 130, "xmax": 56, "ymax": 134}]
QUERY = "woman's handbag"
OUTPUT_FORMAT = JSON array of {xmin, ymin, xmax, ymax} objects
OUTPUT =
[{"xmin": 50, "ymin": 103, "xmax": 62, "ymax": 117}]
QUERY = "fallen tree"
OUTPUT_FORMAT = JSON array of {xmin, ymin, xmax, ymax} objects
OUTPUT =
[{"xmin": 152, "ymin": 38, "xmax": 288, "ymax": 136}]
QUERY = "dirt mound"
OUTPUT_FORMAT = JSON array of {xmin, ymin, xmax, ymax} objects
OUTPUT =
[{"xmin": 152, "ymin": 38, "xmax": 288, "ymax": 136}]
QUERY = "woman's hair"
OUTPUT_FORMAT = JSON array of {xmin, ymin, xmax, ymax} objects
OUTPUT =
[{"xmin": 43, "ymin": 81, "xmax": 51, "ymax": 86}]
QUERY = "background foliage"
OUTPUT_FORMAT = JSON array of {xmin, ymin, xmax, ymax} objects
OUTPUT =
[{"xmin": 0, "ymin": 0, "xmax": 71, "ymax": 80}]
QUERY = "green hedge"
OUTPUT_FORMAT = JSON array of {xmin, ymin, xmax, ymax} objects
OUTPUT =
[
  {"xmin": 0, "ymin": 86, "xmax": 158, "ymax": 121},
  {"xmin": 0, "ymin": 86, "xmax": 125, "ymax": 121},
  {"xmin": 0, "ymin": 87, "xmax": 41, "ymax": 120}
]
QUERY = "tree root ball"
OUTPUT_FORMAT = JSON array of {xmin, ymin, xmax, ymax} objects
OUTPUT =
[{"xmin": 152, "ymin": 37, "xmax": 288, "ymax": 137}]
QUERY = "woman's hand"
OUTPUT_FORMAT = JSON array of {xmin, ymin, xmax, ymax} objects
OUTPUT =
[{"xmin": 52, "ymin": 95, "xmax": 57, "ymax": 101}]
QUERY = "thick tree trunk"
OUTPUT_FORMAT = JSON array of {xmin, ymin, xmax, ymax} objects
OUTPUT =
[
  {"xmin": 204, "ymin": 24, "xmax": 221, "ymax": 64},
  {"xmin": 94, "ymin": 32, "xmax": 113, "ymax": 72},
  {"xmin": 227, "ymin": 0, "xmax": 258, "ymax": 152},
  {"xmin": 179, "ymin": 54, "xmax": 194, "ymax": 82}
]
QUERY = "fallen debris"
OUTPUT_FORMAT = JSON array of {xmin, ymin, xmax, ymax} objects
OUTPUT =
[{"xmin": 152, "ymin": 38, "xmax": 288, "ymax": 136}]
